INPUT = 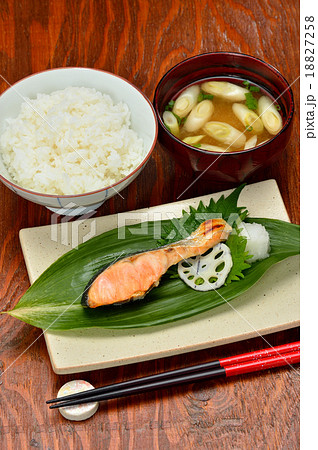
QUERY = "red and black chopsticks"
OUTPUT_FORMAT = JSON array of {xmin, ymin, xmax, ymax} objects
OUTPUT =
[{"xmin": 47, "ymin": 341, "xmax": 300, "ymax": 409}]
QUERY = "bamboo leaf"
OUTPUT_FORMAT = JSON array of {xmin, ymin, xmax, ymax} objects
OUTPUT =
[{"xmin": 4, "ymin": 217, "xmax": 299, "ymax": 330}]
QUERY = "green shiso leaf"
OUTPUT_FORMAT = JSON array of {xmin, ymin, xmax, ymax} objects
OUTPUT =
[
  {"xmin": 158, "ymin": 184, "xmax": 248, "ymax": 246},
  {"xmin": 159, "ymin": 184, "xmax": 252, "ymax": 285},
  {"xmin": 3, "ymin": 187, "xmax": 300, "ymax": 331},
  {"xmin": 225, "ymin": 233, "xmax": 252, "ymax": 284}
]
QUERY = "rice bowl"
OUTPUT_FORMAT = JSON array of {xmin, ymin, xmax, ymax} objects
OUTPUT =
[
  {"xmin": 0, "ymin": 68, "xmax": 157, "ymax": 213},
  {"xmin": 0, "ymin": 87, "xmax": 145, "ymax": 195}
]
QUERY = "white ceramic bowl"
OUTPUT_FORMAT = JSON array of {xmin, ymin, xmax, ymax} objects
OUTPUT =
[{"xmin": 0, "ymin": 68, "xmax": 158, "ymax": 215}]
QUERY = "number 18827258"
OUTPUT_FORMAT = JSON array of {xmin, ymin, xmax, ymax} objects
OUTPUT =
[{"xmin": 305, "ymin": 16, "xmax": 315, "ymax": 78}]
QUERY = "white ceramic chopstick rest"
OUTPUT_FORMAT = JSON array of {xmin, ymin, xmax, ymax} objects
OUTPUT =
[{"xmin": 57, "ymin": 380, "xmax": 99, "ymax": 421}]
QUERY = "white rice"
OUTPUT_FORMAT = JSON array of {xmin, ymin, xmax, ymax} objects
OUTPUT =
[
  {"xmin": 0, "ymin": 87, "xmax": 145, "ymax": 195},
  {"xmin": 240, "ymin": 222, "xmax": 270, "ymax": 263}
]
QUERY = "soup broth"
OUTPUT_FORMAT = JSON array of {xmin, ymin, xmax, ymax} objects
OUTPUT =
[{"xmin": 163, "ymin": 77, "xmax": 283, "ymax": 153}]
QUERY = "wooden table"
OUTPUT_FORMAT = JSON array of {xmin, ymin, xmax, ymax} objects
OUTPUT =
[{"xmin": 0, "ymin": 0, "xmax": 300, "ymax": 448}]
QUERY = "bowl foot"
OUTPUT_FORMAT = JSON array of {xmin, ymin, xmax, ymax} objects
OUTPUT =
[{"xmin": 46, "ymin": 201, "xmax": 104, "ymax": 216}]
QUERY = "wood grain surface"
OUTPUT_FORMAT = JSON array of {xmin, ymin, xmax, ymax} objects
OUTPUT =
[{"xmin": 0, "ymin": 0, "xmax": 300, "ymax": 448}]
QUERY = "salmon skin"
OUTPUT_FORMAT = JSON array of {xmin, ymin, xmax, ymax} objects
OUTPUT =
[{"xmin": 81, "ymin": 219, "xmax": 232, "ymax": 308}]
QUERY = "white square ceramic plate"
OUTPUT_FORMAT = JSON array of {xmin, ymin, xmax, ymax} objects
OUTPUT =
[{"xmin": 19, "ymin": 179, "xmax": 299, "ymax": 374}]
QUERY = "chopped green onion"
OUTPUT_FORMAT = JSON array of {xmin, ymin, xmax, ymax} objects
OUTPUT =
[
  {"xmin": 275, "ymin": 104, "xmax": 281, "ymax": 111},
  {"xmin": 192, "ymin": 143, "xmax": 202, "ymax": 148},
  {"xmin": 197, "ymin": 92, "xmax": 214, "ymax": 102},
  {"xmin": 172, "ymin": 112, "xmax": 182, "ymax": 125},
  {"xmin": 165, "ymin": 100, "xmax": 175, "ymax": 111},
  {"xmin": 245, "ymin": 92, "xmax": 258, "ymax": 110},
  {"xmin": 245, "ymin": 125, "xmax": 253, "ymax": 132},
  {"xmin": 174, "ymin": 113, "xmax": 188, "ymax": 125},
  {"xmin": 243, "ymin": 80, "xmax": 260, "ymax": 93}
]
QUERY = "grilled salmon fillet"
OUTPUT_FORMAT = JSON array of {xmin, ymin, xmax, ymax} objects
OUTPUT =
[{"xmin": 82, "ymin": 218, "xmax": 232, "ymax": 308}]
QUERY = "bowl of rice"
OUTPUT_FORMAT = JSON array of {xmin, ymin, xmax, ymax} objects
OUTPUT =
[{"xmin": 0, "ymin": 67, "xmax": 158, "ymax": 214}]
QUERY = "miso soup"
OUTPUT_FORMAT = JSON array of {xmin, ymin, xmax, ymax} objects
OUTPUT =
[{"xmin": 162, "ymin": 77, "xmax": 284, "ymax": 152}]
